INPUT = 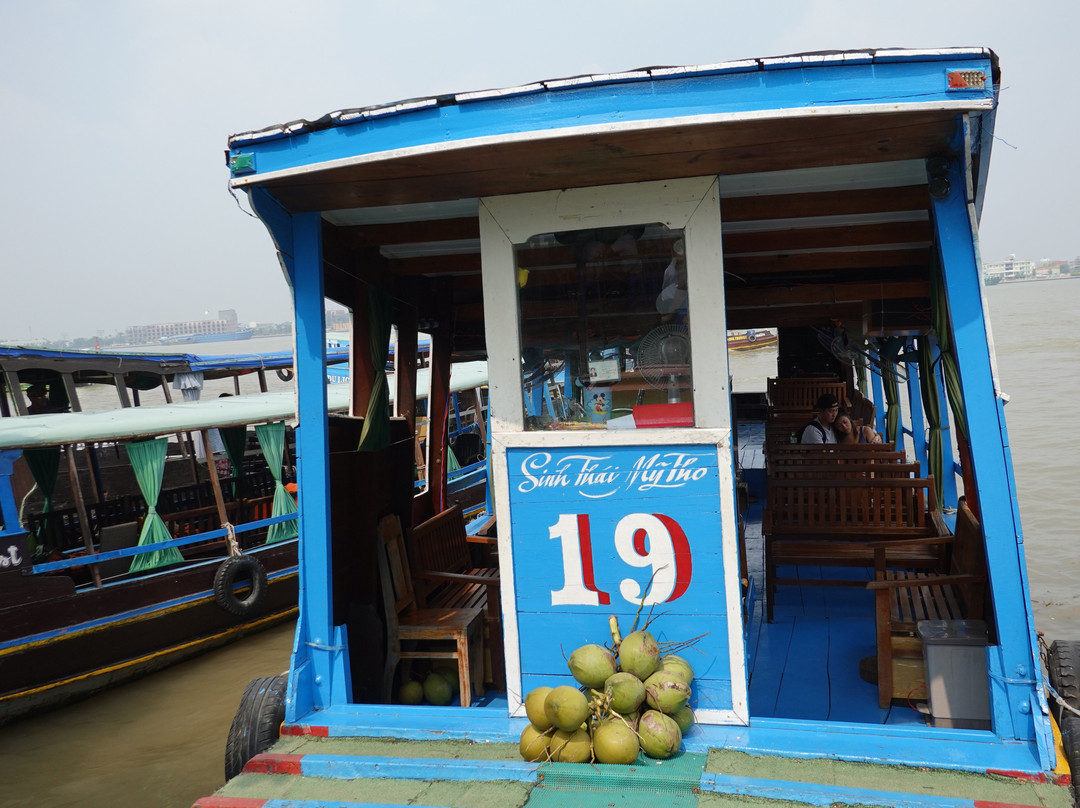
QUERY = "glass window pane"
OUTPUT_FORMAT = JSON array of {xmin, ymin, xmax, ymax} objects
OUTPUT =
[{"xmin": 515, "ymin": 224, "xmax": 693, "ymax": 430}]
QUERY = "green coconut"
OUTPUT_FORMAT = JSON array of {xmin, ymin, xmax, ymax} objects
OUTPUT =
[
  {"xmin": 643, "ymin": 671, "xmax": 691, "ymax": 714},
  {"xmin": 657, "ymin": 654, "xmax": 695, "ymax": 684},
  {"xmin": 618, "ymin": 630, "xmax": 660, "ymax": 680},
  {"xmin": 433, "ymin": 662, "xmax": 461, "ymax": 692},
  {"xmin": 544, "ymin": 685, "xmax": 590, "ymax": 732},
  {"xmin": 638, "ymin": 709, "xmax": 682, "ymax": 759},
  {"xmin": 604, "ymin": 671, "xmax": 646, "ymax": 714},
  {"xmin": 525, "ymin": 686, "xmax": 554, "ymax": 730},
  {"xmin": 519, "ymin": 724, "xmax": 551, "ymax": 762},
  {"xmin": 672, "ymin": 704, "xmax": 695, "ymax": 734},
  {"xmin": 423, "ymin": 672, "xmax": 454, "ymax": 706},
  {"xmin": 398, "ymin": 680, "xmax": 424, "ymax": 705},
  {"xmin": 568, "ymin": 644, "xmax": 618, "ymax": 689},
  {"xmin": 592, "ymin": 719, "xmax": 639, "ymax": 765},
  {"xmin": 550, "ymin": 728, "xmax": 592, "ymax": 763}
]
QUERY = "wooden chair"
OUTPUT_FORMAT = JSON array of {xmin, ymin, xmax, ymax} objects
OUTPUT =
[
  {"xmin": 409, "ymin": 505, "xmax": 505, "ymax": 691},
  {"xmin": 376, "ymin": 513, "xmax": 484, "ymax": 707},
  {"xmin": 867, "ymin": 501, "xmax": 987, "ymax": 707}
]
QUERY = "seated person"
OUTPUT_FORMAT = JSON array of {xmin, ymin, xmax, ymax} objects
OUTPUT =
[
  {"xmin": 799, "ymin": 394, "xmax": 839, "ymax": 443},
  {"xmin": 834, "ymin": 412, "xmax": 883, "ymax": 444}
]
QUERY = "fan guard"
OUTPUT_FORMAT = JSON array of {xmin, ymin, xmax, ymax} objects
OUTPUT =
[{"xmin": 636, "ymin": 324, "xmax": 691, "ymax": 403}]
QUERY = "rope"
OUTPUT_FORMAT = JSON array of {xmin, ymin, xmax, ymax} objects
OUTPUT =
[
  {"xmin": 1047, "ymin": 683, "xmax": 1080, "ymax": 719},
  {"xmin": 225, "ymin": 522, "xmax": 240, "ymax": 557}
]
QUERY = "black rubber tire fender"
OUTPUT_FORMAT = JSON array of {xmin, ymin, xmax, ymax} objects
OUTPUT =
[
  {"xmin": 213, "ymin": 555, "xmax": 268, "ymax": 617},
  {"xmin": 1058, "ymin": 710, "xmax": 1080, "ymax": 806},
  {"xmin": 1048, "ymin": 640, "xmax": 1080, "ymax": 723},
  {"xmin": 276, "ymin": 368, "xmax": 294, "ymax": 382},
  {"xmin": 224, "ymin": 674, "xmax": 288, "ymax": 781}
]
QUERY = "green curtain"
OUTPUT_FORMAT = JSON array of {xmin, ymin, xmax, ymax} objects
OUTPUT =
[
  {"xmin": 219, "ymin": 425, "xmax": 249, "ymax": 498},
  {"xmin": 127, "ymin": 438, "xmax": 184, "ymax": 573},
  {"xmin": 930, "ymin": 253, "xmax": 969, "ymax": 441},
  {"xmin": 254, "ymin": 421, "xmax": 299, "ymax": 544},
  {"xmin": 882, "ymin": 357, "xmax": 900, "ymax": 445},
  {"xmin": 856, "ymin": 356, "xmax": 868, "ymax": 397},
  {"xmin": 918, "ymin": 337, "xmax": 944, "ymax": 507},
  {"xmin": 358, "ymin": 287, "xmax": 393, "ymax": 452},
  {"xmin": 23, "ymin": 447, "xmax": 61, "ymax": 553}
]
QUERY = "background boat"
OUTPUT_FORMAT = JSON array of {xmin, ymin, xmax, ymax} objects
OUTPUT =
[{"xmin": 727, "ymin": 328, "xmax": 778, "ymax": 351}]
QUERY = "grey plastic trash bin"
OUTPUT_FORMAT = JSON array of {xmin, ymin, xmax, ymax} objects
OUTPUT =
[{"xmin": 916, "ymin": 619, "xmax": 992, "ymax": 730}]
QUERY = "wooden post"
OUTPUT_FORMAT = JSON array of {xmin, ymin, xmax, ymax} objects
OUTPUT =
[
  {"xmin": 257, "ymin": 369, "xmax": 268, "ymax": 393},
  {"xmin": 66, "ymin": 445, "xmax": 101, "ymax": 588},
  {"xmin": 62, "ymin": 372, "xmax": 82, "ymax": 412},
  {"xmin": 4, "ymin": 370, "xmax": 27, "ymax": 415},
  {"xmin": 201, "ymin": 431, "xmax": 230, "ymax": 532},
  {"xmin": 428, "ymin": 280, "xmax": 454, "ymax": 512},
  {"xmin": 112, "ymin": 373, "xmax": 132, "ymax": 408}
]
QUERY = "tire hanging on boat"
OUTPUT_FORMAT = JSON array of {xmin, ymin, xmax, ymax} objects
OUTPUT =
[
  {"xmin": 225, "ymin": 674, "xmax": 288, "ymax": 780},
  {"xmin": 213, "ymin": 555, "xmax": 268, "ymax": 617},
  {"xmin": 1048, "ymin": 640, "xmax": 1080, "ymax": 722},
  {"xmin": 276, "ymin": 368, "xmax": 294, "ymax": 382}
]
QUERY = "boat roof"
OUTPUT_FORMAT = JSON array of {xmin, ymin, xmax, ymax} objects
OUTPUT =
[
  {"xmin": 0, "ymin": 361, "xmax": 487, "ymax": 449},
  {"xmin": 0, "ymin": 344, "xmax": 350, "ymax": 387},
  {"xmin": 227, "ymin": 47, "xmax": 1000, "ymax": 355}
]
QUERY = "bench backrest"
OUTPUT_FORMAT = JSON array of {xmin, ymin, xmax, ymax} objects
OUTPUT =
[
  {"xmin": 766, "ymin": 444, "xmax": 902, "ymax": 465},
  {"xmin": 409, "ymin": 504, "xmax": 470, "ymax": 576},
  {"xmin": 764, "ymin": 476, "xmax": 937, "ymax": 535},
  {"xmin": 950, "ymin": 501, "xmax": 987, "ymax": 618},
  {"xmin": 767, "ymin": 378, "xmax": 848, "ymax": 412},
  {"xmin": 768, "ymin": 462, "xmax": 921, "ymax": 481}
]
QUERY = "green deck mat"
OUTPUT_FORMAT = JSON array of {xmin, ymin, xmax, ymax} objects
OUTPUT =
[{"xmin": 536, "ymin": 752, "xmax": 707, "ymax": 796}]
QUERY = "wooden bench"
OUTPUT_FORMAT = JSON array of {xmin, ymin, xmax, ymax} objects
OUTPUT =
[
  {"xmin": 769, "ymin": 462, "xmax": 921, "ymax": 481},
  {"xmin": 867, "ymin": 501, "xmax": 987, "ymax": 707},
  {"xmin": 767, "ymin": 378, "xmax": 848, "ymax": 412},
  {"xmin": 763, "ymin": 476, "xmax": 949, "ymax": 621},
  {"xmin": 408, "ymin": 504, "xmax": 505, "ymax": 690}
]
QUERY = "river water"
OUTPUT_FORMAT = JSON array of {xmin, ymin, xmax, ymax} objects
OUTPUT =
[{"xmin": 6, "ymin": 279, "xmax": 1079, "ymax": 806}]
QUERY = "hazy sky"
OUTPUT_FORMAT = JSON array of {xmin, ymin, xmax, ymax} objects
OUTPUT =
[{"xmin": 2, "ymin": 1, "xmax": 1075, "ymax": 342}]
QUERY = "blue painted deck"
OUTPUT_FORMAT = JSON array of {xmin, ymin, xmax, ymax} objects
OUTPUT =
[{"xmin": 735, "ymin": 421, "xmax": 926, "ymax": 727}]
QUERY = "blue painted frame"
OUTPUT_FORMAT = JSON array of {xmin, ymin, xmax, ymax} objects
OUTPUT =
[{"xmin": 929, "ymin": 154, "xmax": 1053, "ymax": 767}]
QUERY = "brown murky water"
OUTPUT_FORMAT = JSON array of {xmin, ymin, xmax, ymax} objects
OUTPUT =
[
  {"xmin": 1, "ymin": 621, "xmax": 294, "ymax": 808},
  {"xmin": 5, "ymin": 280, "xmax": 1080, "ymax": 807}
]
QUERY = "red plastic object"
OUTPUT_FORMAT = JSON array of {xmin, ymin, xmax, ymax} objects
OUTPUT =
[{"xmin": 632, "ymin": 403, "xmax": 694, "ymax": 428}]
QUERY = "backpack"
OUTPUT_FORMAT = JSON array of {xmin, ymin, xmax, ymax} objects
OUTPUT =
[{"xmin": 798, "ymin": 420, "xmax": 827, "ymax": 443}]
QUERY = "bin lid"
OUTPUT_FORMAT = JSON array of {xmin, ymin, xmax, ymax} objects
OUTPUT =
[{"xmin": 917, "ymin": 619, "xmax": 988, "ymax": 646}]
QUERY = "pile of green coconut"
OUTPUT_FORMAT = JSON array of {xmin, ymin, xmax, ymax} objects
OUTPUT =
[{"xmin": 520, "ymin": 616, "xmax": 696, "ymax": 764}]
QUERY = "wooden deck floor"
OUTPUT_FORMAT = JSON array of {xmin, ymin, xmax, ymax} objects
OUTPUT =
[{"xmin": 737, "ymin": 422, "xmax": 927, "ymax": 727}]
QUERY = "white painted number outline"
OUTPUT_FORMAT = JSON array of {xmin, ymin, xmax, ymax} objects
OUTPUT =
[{"xmin": 549, "ymin": 512, "xmax": 692, "ymax": 606}]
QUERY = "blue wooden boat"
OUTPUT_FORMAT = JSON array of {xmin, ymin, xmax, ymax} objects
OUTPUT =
[{"xmin": 198, "ymin": 48, "xmax": 1079, "ymax": 806}]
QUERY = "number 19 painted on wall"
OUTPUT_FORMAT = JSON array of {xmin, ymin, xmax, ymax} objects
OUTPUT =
[{"xmin": 549, "ymin": 512, "xmax": 692, "ymax": 608}]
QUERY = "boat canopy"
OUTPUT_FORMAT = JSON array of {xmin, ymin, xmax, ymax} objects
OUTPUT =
[{"xmin": 0, "ymin": 361, "xmax": 487, "ymax": 449}]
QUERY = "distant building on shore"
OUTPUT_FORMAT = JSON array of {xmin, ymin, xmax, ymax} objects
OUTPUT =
[
  {"xmin": 981, "ymin": 255, "xmax": 1080, "ymax": 285},
  {"xmin": 125, "ymin": 309, "xmax": 247, "ymax": 344}
]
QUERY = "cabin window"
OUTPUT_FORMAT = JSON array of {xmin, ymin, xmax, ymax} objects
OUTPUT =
[{"xmin": 515, "ymin": 224, "xmax": 694, "ymax": 430}]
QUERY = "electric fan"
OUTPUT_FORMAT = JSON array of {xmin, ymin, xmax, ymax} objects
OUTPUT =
[{"xmin": 636, "ymin": 324, "xmax": 691, "ymax": 403}]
